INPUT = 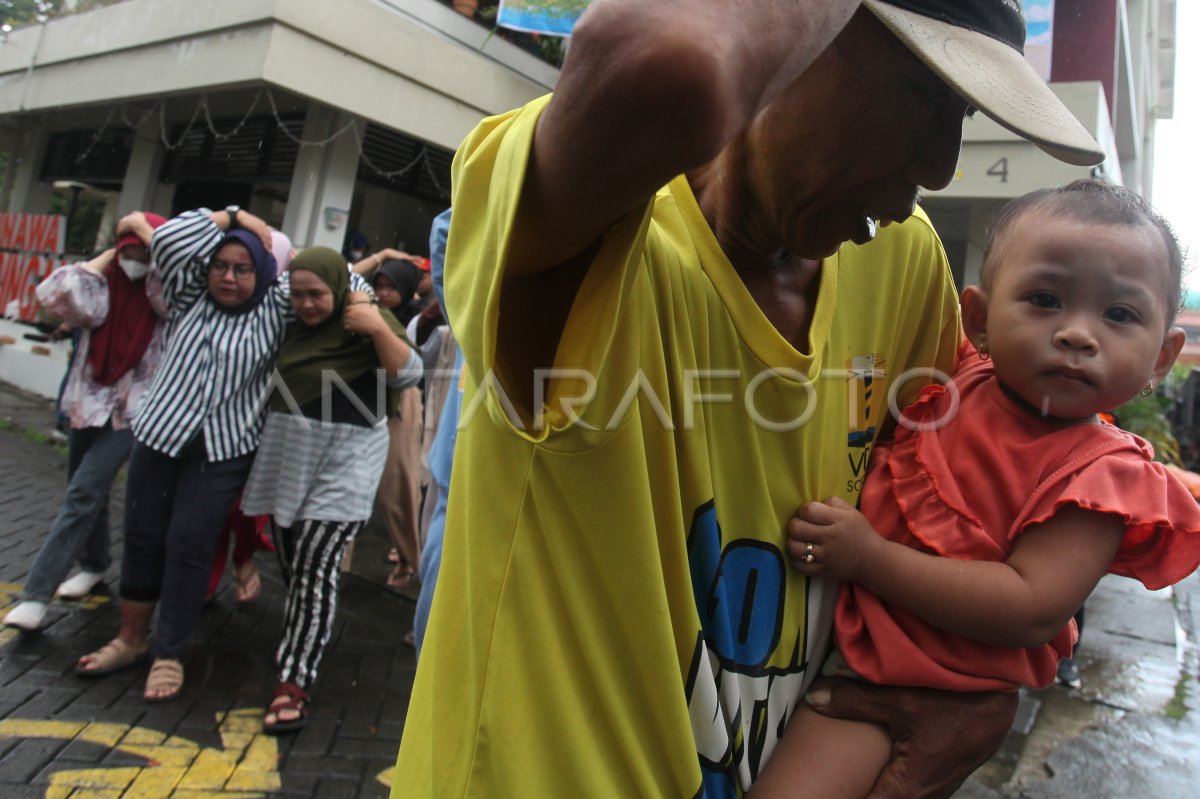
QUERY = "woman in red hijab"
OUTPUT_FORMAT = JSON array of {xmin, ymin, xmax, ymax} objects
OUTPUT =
[{"xmin": 5, "ymin": 213, "xmax": 168, "ymax": 632}]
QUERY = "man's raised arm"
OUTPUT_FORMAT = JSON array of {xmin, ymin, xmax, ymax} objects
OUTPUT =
[{"xmin": 513, "ymin": 0, "xmax": 862, "ymax": 276}]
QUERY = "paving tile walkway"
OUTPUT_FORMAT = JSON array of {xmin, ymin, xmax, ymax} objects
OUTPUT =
[{"xmin": 0, "ymin": 384, "xmax": 417, "ymax": 798}]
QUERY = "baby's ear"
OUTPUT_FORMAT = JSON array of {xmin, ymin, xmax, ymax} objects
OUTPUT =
[
  {"xmin": 1153, "ymin": 326, "xmax": 1186, "ymax": 383},
  {"xmin": 959, "ymin": 286, "xmax": 989, "ymax": 353}
]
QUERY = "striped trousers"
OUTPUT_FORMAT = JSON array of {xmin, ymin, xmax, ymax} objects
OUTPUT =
[{"xmin": 272, "ymin": 519, "xmax": 364, "ymax": 689}]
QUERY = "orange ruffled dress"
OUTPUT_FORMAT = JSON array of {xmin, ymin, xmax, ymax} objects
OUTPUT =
[{"xmin": 836, "ymin": 348, "xmax": 1200, "ymax": 692}]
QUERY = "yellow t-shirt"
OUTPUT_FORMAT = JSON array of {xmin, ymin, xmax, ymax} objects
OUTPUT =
[{"xmin": 395, "ymin": 96, "xmax": 961, "ymax": 797}]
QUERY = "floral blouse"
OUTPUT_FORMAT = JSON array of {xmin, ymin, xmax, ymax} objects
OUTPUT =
[{"xmin": 35, "ymin": 264, "xmax": 167, "ymax": 431}]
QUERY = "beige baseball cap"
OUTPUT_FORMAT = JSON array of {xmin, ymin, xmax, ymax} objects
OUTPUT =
[{"xmin": 863, "ymin": 0, "xmax": 1105, "ymax": 167}]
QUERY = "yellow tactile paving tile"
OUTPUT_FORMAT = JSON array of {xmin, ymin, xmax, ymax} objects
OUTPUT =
[{"xmin": 0, "ymin": 709, "xmax": 283, "ymax": 797}]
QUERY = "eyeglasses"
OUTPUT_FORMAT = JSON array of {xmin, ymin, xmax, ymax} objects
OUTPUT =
[{"xmin": 209, "ymin": 258, "xmax": 256, "ymax": 277}]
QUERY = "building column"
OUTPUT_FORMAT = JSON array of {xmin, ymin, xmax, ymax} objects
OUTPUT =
[
  {"xmin": 961, "ymin": 206, "xmax": 990, "ymax": 290},
  {"xmin": 116, "ymin": 116, "xmax": 167, "ymax": 217},
  {"xmin": 282, "ymin": 104, "xmax": 361, "ymax": 251},
  {"xmin": 5, "ymin": 118, "xmax": 54, "ymax": 214},
  {"xmin": 92, "ymin": 192, "xmax": 121, "ymax": 251}
]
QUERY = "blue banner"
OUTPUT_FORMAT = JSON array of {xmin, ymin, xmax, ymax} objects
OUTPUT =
[{"xmin": 497, "ymin": 0, "xmax": 590, "ymax": 37}]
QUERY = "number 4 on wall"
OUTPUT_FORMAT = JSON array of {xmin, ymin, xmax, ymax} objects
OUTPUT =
[{"xmin": 987, "ymin": 157, "xmax": 1010, "ymax": 183}]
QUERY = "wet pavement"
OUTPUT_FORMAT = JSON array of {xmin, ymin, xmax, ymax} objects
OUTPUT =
[
  {"xmin": 956, "ymin": 572, "xmax": 1200, "ymax": 798},
  {"xmin": 0, "ymin": 381, "xmax": 417, "ymax": 798},
  {"xmin": 1, "ymin": 379, "xmax": 1198, "ymax": 797}
]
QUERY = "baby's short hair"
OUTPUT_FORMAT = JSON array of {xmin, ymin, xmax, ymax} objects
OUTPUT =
[{"xmin": 981, "ymin": 178, "xmax": 1184, "ymax": 325}]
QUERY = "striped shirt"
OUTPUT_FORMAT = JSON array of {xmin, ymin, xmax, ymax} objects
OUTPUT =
[{"xmin": 133, "ymin": 210, "xmax": 370, "ymax": 460}]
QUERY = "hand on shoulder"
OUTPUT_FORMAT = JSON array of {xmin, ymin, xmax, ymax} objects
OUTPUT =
[{"xmin": 343, "ymin": 291, "xmax": 385, "ymax": 336}]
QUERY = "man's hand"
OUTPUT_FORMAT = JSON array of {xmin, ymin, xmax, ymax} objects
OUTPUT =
[
  {"xmin": 805, "ymin": 678, "xmax": 1017, "ymax": 799},
  {"xmin": 786, "ymin": 496, "xmax": 885, "ymax": 582}
]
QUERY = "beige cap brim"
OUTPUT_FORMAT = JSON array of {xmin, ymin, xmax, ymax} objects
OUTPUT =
[{"xmin": 863, "ymin": 0, "xmax": 1105, "ymax": 167}]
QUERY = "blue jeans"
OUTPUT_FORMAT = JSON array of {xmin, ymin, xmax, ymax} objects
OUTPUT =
[
  {"xmin": 120, "ymin": 437, "xmax": 254, "ymax": 659},
  {"xmin": 413, "ymin": 347, "xmax": 462, "ymax": 659},
  {"xmin": 22, "ymin": 423, "xmax": 132, "ymax": 603},
  {"xmin": 412, "ymin": 479, "xmax": 446, "ymax": 659}
]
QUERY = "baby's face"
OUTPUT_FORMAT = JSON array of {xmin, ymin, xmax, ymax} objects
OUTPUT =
[{"xmin": 983, "ymin": 218, "xmax": 1178, "ymax": 420}]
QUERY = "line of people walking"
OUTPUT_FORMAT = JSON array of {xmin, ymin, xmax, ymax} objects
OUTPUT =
[{"xmin": 3, "ymin": 205, "xmax": 443, "ymax": 733}]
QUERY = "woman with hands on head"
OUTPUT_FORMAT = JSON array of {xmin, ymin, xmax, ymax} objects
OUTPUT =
[
  {"xmin": 5, "ymin": 213, "xmax": 168, "ymax": 632},
  {"xmin": 74, "ymin": 207, "xmax": 372, "ymax": 704},
  {"xmin": 239, "ymin": 246, "xmax": 421, "ymax": 733},
  {"xmin": 203, "ymin": 230, "xmax": 298, "ymax": 607},
  {"xmin": 357, "ymin": 255, "xmax": 430, "ymax": 589}
]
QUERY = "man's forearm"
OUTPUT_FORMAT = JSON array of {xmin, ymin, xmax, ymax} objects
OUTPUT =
[{"xmin": 522, "ymin": 0, "xmax": 862, "ymax": 276}]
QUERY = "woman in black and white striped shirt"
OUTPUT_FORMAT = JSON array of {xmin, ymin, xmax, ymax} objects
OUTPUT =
[{"xmin": 73, "ymin": 208, "xmax": 364, "ymax": 702}]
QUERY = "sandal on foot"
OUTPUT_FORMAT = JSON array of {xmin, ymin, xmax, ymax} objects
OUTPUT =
[
  {"xmin": 386, "ymin": 566, "xmax": 416, "ymax": 590},
  {"xmin": 264, "ymin": 682, "xmax": 309, "ymax": 734},
  {"xmin": 233, "ymin": 559, "xmax": 261, "ymax": 603},
  {"xmin": 143, "ymin": 658, "xmax": 184, "ymax": 702},
  {"xmin": 76, "ymin": 638, "xmax": 149, "ymax": 676}
]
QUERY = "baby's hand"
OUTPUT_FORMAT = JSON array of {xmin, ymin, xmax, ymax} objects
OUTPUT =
[{"xmin": 786, "ymin": 496, "xmax": 882, "ymax": 581}]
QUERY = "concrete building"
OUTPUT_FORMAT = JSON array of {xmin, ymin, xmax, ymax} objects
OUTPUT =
[
  {"xmin": 0, "ymin": 0, "xmax": 558, "ymax": 398},
  {"xmin": 0, "ymin": 0, "xmax": 556, "ymax": 255},
  {"xmin": 924, "ymin": 0, "xmax": 1177, "ymax": 287},
  {"xmin": 0, "ymin": 0, "xmax": 1175, "ymax": 273},
  {"xmin": 0, "ymin": 0, "xmax": 1176, "ymax": 399}
]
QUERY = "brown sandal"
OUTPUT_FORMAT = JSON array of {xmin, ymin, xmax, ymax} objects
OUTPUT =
[
  {"xmin": 143, "ymin": 658, "xmax": 184, "ymax": 702},
  {"xmin": 264, "ymin": 682, "xmax": 309, "ymax": 733},
  {"xmin": 76, "ymin": 638, "xmax": 149, "ymax": 676}
]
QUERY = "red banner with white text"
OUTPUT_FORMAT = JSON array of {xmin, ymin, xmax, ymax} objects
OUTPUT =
[{"xmin": 0, "ymin": 213, "xmax": 67, "ymax": 322}]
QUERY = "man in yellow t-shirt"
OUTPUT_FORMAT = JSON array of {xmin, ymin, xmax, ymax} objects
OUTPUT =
[{"xmin": 396, "ymin": 2, "xmax": 1105, "ymax": 796}]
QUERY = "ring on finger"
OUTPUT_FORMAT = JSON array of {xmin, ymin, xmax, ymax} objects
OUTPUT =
[{"xmin": 800, "ymin": 542, "xmax": 816, "ymax": 564}]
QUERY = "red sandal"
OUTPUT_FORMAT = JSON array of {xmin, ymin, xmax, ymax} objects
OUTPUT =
[{"xmin": 263, "ymin": 682, "xmax": 309, "ymax": 734}]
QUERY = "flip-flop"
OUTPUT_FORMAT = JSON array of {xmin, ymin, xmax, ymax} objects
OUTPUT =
[
  {"xmin": 76, "ymin": 638, "xmax": 149, "ymax": 677},
  {"xmin": 143, "ymin": 658, "xmax": 184, "ymax": 702}
]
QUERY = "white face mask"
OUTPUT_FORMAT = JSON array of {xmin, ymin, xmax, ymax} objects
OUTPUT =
[
  {"xmin": 350, "ymin": 249, "xmax": 365, "ymax": 261},
  {"xmin": 118, "ymin": 256, "xmax": 149, "ymax": 280}
]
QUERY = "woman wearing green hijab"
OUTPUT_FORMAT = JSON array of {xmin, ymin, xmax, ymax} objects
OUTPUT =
[{"xmin": 240, "ymin": 246, "xmax": 420, "ymax": 733}]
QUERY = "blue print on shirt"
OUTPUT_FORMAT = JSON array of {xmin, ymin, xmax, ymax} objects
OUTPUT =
[{"xmin": 687, "ymin": 501, "xmax": 808, "ymax": 794}]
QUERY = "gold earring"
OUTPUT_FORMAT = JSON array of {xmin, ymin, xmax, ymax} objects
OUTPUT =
[{"xmin": 1140, "ymin": 381, "xmax": 1154, "ymax": 397}]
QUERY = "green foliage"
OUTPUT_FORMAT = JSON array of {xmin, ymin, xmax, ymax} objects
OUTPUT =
[
  {"xmin": 1, "ymin": 0, "xmax": 62, "ymax": 26},
  {"xmin": 1164, "ymin": 673, "xmax": 1190, "ymax": 720},
  {"xmin": 1113, "ymin": 364, "xmax": 1193, "ymax": 466},
  {"xmin": 0, "ymin": 418, "xmax": 67, "ymax": 456},
  {"xmin": 48, "ymin": 188, "xmax": 107, "ymax": 255},
  {"xmin": 1, "ymin": 0, "xmax": 124, "ymax": 27}
]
